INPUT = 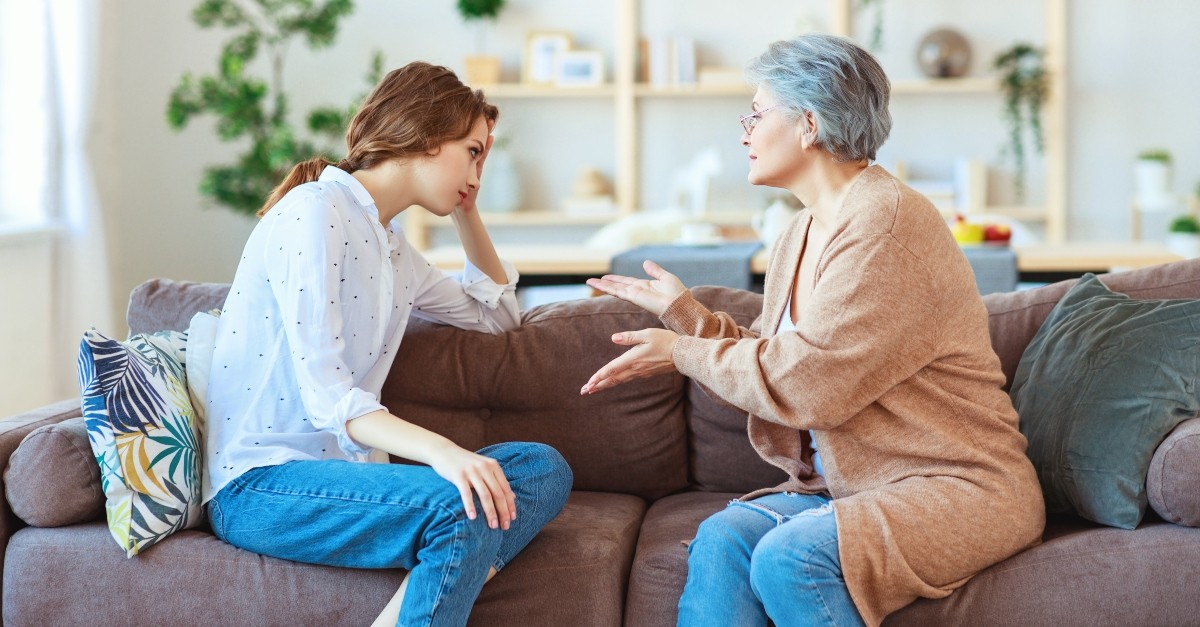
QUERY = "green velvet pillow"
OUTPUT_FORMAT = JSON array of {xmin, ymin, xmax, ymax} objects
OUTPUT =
[{"xmin": 1011, "ymin": 274, "xmax": 1200, "ymax": 529}]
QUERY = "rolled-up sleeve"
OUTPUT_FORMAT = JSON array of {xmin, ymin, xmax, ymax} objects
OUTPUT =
[
  {"xmin": 410, "ymin": 245, "xmax": 521, "ymax": 333},
  {"xmin": 263, "ymin": 196, "xmax": 381, "ymax": 456}
]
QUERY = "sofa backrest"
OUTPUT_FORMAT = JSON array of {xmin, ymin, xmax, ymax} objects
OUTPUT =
[{"xmin": 983, "ymin": 258, "xmax": 1200, "ymax": 389}]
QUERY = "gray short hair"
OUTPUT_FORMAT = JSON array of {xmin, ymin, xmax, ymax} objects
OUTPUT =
[{"xmin": 746, "ymin": 34, "xmax": 891, "ymax": 162}]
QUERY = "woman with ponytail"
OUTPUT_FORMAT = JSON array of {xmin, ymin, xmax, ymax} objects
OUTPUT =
[{"xmin": 203, "ymin": 62, "xmax": 572, "ymax": 626}]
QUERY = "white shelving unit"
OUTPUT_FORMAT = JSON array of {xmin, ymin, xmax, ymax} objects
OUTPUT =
[{"xmin": 407, "ymin": 0, "xmax": 1068, "ymax": 249}]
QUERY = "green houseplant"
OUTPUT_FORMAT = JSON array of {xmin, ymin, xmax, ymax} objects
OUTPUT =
[
  {"xmin": 993, "ymin": 43, "xmax": 1047, "ymax": 202},
  {"xmin": 1134, "ymin": 148, "xmax": 1174, "ymax": 207},
  {"xmin": 457, "ymin": 0, "xmax": 506, "ymax": 85},
  {"xmin": 1166, "ymin": 213, "xmax": 1200, "ymax": 259},
  {"xmin": 167, "ymin": 0, "xmax": 381, "ymax": 216},
  {"xmin": 856, "ymin": 0, "xmax": 885, "ymax": 52}
]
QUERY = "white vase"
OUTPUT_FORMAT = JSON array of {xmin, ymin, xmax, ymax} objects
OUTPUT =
[
  {"xmin": 1135, "ymin": 160, "xmax": 1173, "ymax": 208},
  {"xmin": 479, "ymin": 146, "xmax": 520, "ymax": 213},
  {"xmin": 1165, "ymin": 233, "xmax": 1200, "ymax": 259}
]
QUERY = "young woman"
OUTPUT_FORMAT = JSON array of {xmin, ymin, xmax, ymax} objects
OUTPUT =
[
  {"xmin": 203, "ymin": 62, "xmax": 572, "ymax": 627},
  {"xmin": 582, "ymin": 35, "xmax": 1044, "ymax": 626}
]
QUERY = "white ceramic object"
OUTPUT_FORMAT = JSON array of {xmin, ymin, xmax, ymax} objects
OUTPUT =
[
  {"xmin": 479, "ymin": 145, "xmax": 520, "ymax": 213},
  {"xmin": 752, "ymin": 199, "xmax": 799, "ymax": 249},
  {"xmin": 1135, "ymin": 160, "xmax": 1173, "ymax": 208},
  {"xmin": 1165, "ymin": 233, "xmax": 1200, "ymax": 259}
]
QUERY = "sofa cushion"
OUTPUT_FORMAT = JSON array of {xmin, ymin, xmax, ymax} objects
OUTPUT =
[
  {"xmin": 126, "ymin": 279, "xmax": 230, "ymax": 335},
  {"xmin": 3, "ymin": 492, "xmax": 645, "ymax": 626},
  {"xmin": 77, "ymin": 329, "xmax": 204, "ymax": 557},
  {"xmin": 4, "ymin": 417, "xmax": 102, "ymax": 527},
  {"xmin": 684, "ymin": 287, "xmax": 788, "ymax": 493},
  {"xmin": 1010, "ymin": 274, "xmax": 1200, "ymax": 529},
  {"xmin": 885, "ymin": 518, "xmax": 1200, "ymax": 626},
  {"xmin": 385, "ymin": 296, "xmax": 690, "ymax": 501},
  {"xmin": 1147, "ymin": 418, "xmax": 1200, "ymax": 526},
  {"xmin": 624, "ymin": 491, "xmax": 735, "ymax": 627},
  {"xmin": 984, "ymin": 258, "xmax": 1200, "ymax": 390}
]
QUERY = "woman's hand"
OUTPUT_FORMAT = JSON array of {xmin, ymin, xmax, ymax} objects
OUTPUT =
[
  {"xmin": 457, "ymin": 118, "xmax": 496, "ymax": 215},
  {"xmin": 586, "ymin": 260, "xmax": 686, "ymax": 317},
  {"xmin": 580, "ymin": 328, "xmax": 680, "ymax": 395},
  {"xmin": 426, "ymin": 442, "xmax": 516, "ymax": 531}
]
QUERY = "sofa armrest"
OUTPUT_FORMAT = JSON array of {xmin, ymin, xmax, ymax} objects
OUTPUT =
[{"xmin": 0, "ymin": 398, "xmax": 83, "ymax": 618}]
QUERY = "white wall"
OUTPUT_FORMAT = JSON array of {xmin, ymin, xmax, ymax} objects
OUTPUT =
[
  {"xmin": 89, "ymin": 0, "xmax": 1200, "ymax": 326},
  {"xmin": 0, "ymin": 233, "xmax": 55, "ymax": 417}
]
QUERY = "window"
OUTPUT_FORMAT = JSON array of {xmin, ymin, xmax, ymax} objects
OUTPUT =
[{"xmin": 0, "ymin": 1, "xmax": 51, "ymax": 225}]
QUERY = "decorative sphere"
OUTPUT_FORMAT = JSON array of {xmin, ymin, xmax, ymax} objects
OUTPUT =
[{"xmin": 916, "ymin": 28, "xmax": 972, "ymax": 78}]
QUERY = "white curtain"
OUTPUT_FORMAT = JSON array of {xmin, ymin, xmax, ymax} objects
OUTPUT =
[{"xmin": 47, "ymin": 0, "xmax": 114, "ymax": 398}]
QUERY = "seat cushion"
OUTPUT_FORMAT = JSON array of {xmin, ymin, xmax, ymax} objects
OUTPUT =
[
  {"xmin": 886, "ymin": 518, "xmax": 1200, "ymax": 626},
  {"xmin": 624, "ymin": 491, "xmax": 735, "ymax": 627},
  {"xmin": 3, "ymin": 491, "xmax": 644, "ymax": 627}
]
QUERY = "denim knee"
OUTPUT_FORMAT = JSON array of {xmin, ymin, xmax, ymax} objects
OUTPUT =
[
  {"xmin": 748, "ymin": 522, "xmax": 840, "ymax": 597},
  {"xmin": 486, "ymin": 442, "xmax": 573, "ymax": 508},
  {"xmin": 689, "ymin": 510, "xmax": 748, "ymax": 561}
]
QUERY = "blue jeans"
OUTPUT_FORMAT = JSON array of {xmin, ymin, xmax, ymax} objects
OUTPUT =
[
  {"xmin": 207, "ymin": 442, "xmax": 572, "ymax": 627},
  {"xmin": 678, "ymin": 492, "xmax": 865, "ymax": 627}
]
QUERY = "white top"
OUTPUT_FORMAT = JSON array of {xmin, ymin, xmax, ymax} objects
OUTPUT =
[
  {"xmin": 777, "ymin": 293, "xmax": 824, "ymax": 477},
  {"xmin": 203, "ymin": 166, "xmax": 521, "ymax": 502}
]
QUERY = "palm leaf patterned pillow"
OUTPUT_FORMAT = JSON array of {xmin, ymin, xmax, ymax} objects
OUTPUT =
[{"xmin": 77, "ymin": 328, "xmax": 203, "ymax": 557}]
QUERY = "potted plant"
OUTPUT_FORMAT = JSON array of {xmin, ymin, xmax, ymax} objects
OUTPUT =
[
  {"xmin": 993, "ymin": 43, "xmax": 1047, "ymax": 202},
  {"xmin": 457, "ymin": 0, "xmax": 506, "ymax": 85},
  {"xmin": 1134, "ymin": 148, "xmax": 1174, "ymax": 209},
  {"xmin": 166, "ymin": 0, "xmax": 381, "ymax": 217},
  {"xmin": 1165, "ymin": 213, "xmax": 1200, "ymax": 259}
]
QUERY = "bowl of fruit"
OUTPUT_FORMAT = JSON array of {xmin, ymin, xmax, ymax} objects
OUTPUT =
[{"xmin": 949, "ymin": 215, "xmax": 1012, "ymax": 246}]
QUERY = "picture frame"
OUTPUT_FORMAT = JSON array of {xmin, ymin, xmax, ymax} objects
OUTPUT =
[
  {"xmin": 554, "ymin": 50, "xmax": 605, "ymax": 87},
  {"xmin": 523, "ymin": 32, "xmax": 572, "ymax": 85}
]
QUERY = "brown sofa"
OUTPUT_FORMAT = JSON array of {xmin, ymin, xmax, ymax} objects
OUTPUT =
[{"xmin": 4, "ymin": 260, "xmax": 1200, "ymax": 626}]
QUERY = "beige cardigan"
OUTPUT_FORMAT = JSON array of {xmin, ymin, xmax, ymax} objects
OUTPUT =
[{"xmin": 660, "ymin": 166, "xmax": 1045, "ymax": 626}]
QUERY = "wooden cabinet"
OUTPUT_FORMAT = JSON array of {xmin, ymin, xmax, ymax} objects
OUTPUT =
[{"xmin": 408, "ymin": 0, "xmax": 1068, "ymax": 249}]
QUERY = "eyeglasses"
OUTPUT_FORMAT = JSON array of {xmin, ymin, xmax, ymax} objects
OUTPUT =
[{"xmin": 739, "ymin": 105, "xmax": 781, "ymax": 134}]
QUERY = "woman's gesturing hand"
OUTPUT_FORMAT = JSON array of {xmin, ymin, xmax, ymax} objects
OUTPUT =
[
  {"xmin": 586, "ymin": 260, "xmax": 686, "ymax": 317},
  {"xmin": 580, "ymin": 328, "xmax": 680, "ymax": 395},
  {"xmin": 427, "ymin": 443, "xmax": 516, "ymax": 531}
]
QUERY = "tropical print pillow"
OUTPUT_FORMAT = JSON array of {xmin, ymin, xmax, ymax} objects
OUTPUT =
[{"xmin": 77, "ymin": 328, "xmax": 203, "ymax": 557}]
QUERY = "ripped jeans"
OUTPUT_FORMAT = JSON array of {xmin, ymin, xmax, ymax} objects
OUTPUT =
[{"xmin": 677, "ymin": 492, "xmax": 865, "ymax": 627}]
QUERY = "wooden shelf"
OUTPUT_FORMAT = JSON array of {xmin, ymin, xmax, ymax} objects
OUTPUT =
[
  {"xmin": 475, "ymin": 83, "xmax": 615, "ymax": 98},
  {"xmin": 891, "ymin": 78, "xmax": 998, "ymax": 94},
  {"xmin": 406, "ymin": 0, "xmax": 1068, "ymax": 250},
  {"xmin": 427, "ymin": 211, "xmax": 619, "ymax": 226},
  {"xmin": 424, "ymin": 209, "xmax": 760, "ymax": 229},
  {"xmin": 424, "ymin": 242, "xmax": 1181, "ymax": 278},
  {"xmin": 634, "ymin": 83, "xmax": 752, "ymax": 97}
]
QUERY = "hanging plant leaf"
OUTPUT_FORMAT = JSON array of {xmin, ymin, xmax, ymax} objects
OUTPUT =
[{"xmin": 994, "ymin": 43, "xmax": 1048, "ymax": 202}]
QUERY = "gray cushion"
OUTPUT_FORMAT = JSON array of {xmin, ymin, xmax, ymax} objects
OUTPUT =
[
  {"xmin": 1011, "ymin": 274, "xmax": 1200, "ymax": 528},
  {"xmin": 1147, "ymin": 418, "xmax": 1200, "ymax": 526},
  {"xmin": 3, "ymin": 492, "xmax": 644, "ymax": 626},
  {"xmin": 4, "ymin": 418, "xmax": 102, "ymax": 527}
]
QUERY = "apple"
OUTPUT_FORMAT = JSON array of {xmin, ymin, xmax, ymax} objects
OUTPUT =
[{"xmin": 983, "ymin": 223, "xmax": 1012, "ymax": 243}]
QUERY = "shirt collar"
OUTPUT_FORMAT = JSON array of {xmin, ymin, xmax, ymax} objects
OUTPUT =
[{"xmin": 318, "ymin": 165, "xmax": 377, "ymax": 210}]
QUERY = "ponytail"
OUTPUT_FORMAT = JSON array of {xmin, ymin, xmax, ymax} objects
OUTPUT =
[
  {"xmin": 258, "ymin": 62, "xmax": 499, "ymax": 218},
  {"xmin": 258, "ymin": 157, "xmax": 345, "ymax": 217}
]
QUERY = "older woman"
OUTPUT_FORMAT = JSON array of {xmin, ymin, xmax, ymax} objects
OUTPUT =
[{"xmin": 581, "ymin": 34, "xmax": 1044, "ymax": 627}]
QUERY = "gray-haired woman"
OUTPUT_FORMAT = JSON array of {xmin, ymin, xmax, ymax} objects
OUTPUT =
[{"xmin": 581, "ymin": 34, "xmax": 1044, "ymax": 626}]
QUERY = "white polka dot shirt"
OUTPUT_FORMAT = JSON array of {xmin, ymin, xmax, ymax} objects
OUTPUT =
[{"xmin": 203, "ymin": 166, "xmax": 520, "ymax": 502}]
